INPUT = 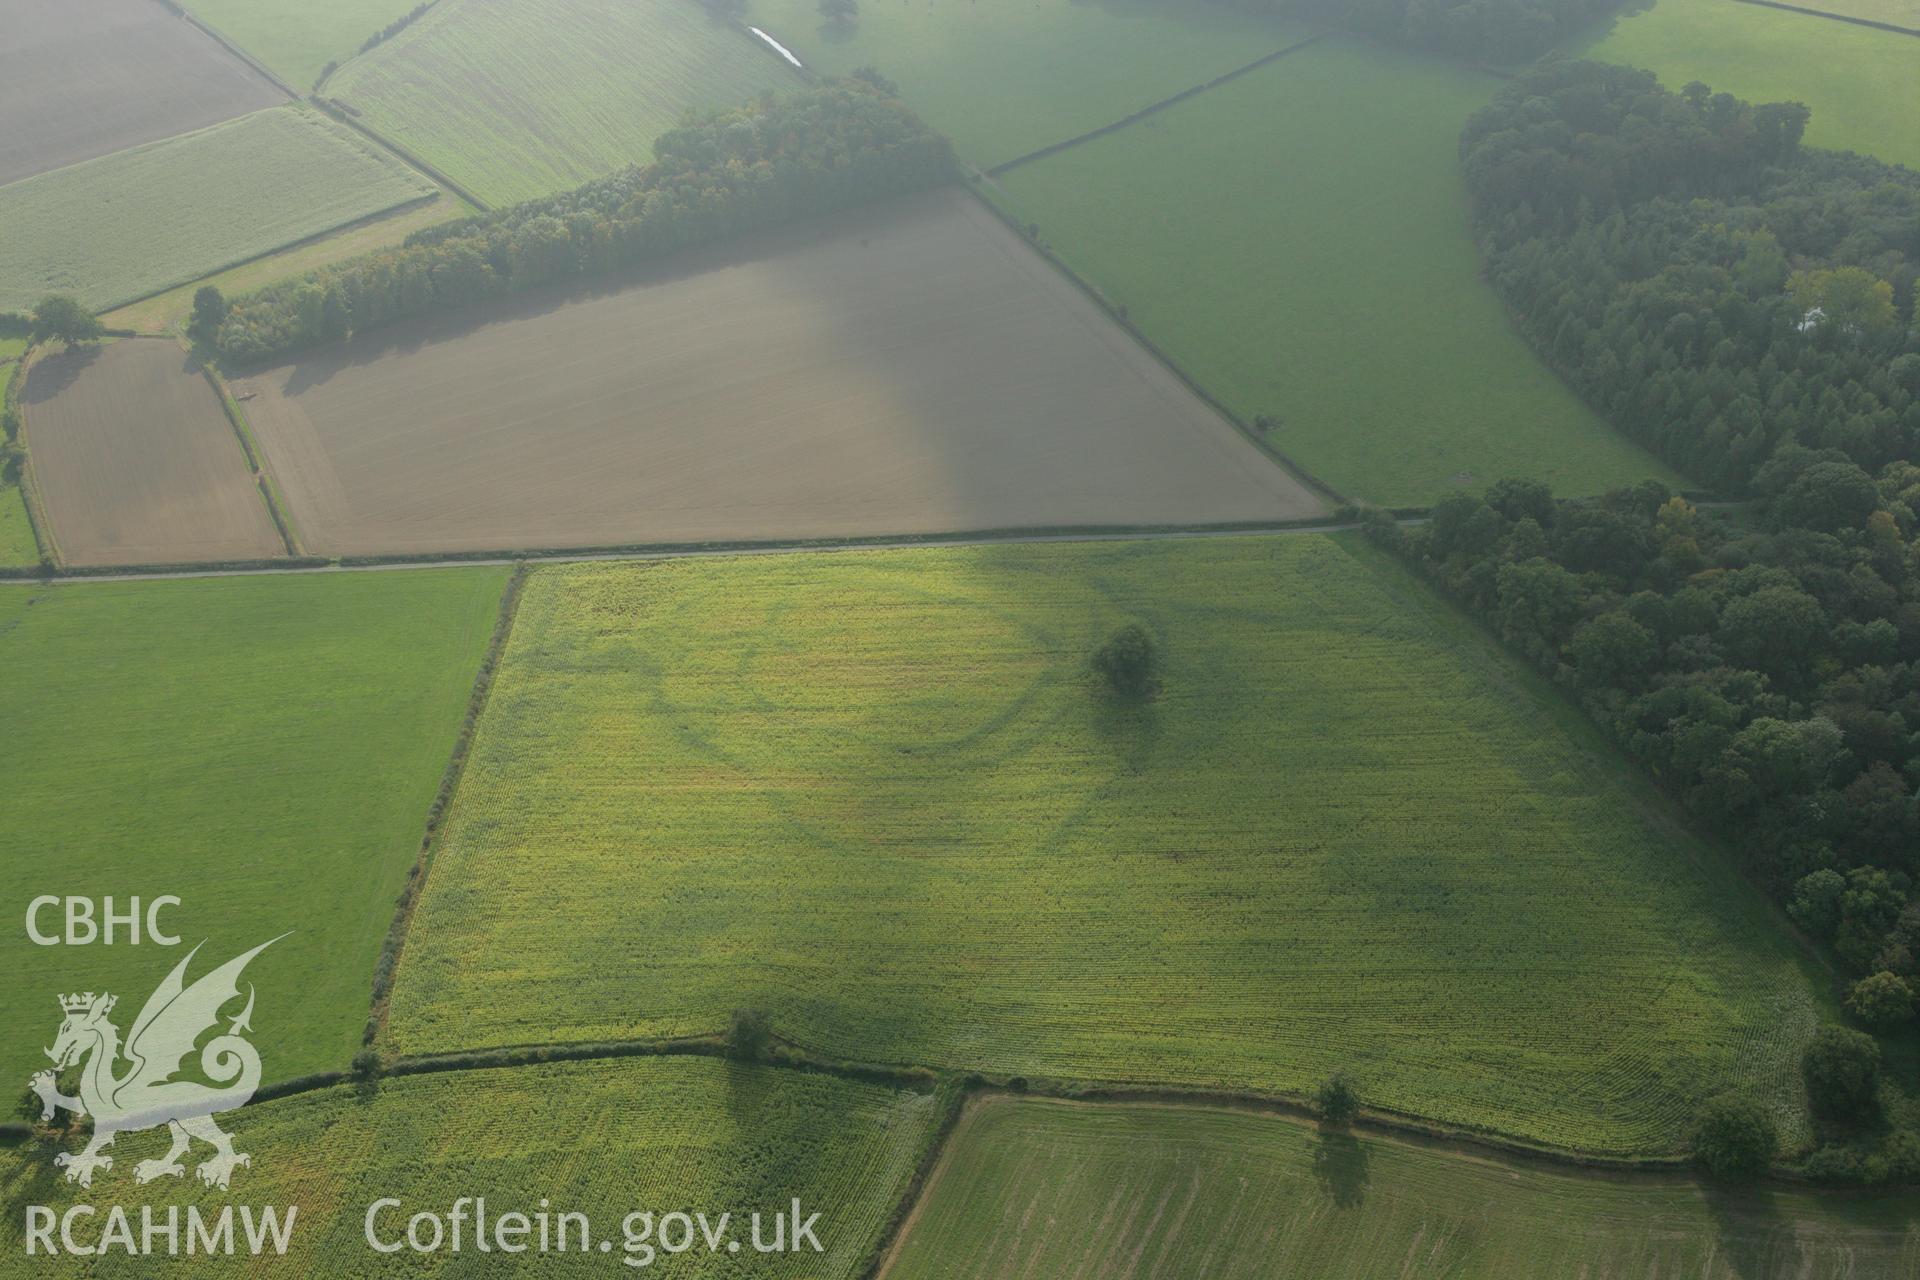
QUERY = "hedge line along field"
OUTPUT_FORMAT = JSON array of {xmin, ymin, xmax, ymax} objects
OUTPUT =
[
  {"xmin": 744, "ymin": 0, "xmax": 1311, "ymax": 169},
  {"xmin": 1798, "ymin": 0, "xmax": 1920, "ymax": 25},
  {"xmin": 989, "ymin": 38, "xmax": 1683, "ymax": 507},
  {"xmin": 0, "ymin": 1057, "xmax": 941, "ymax": 1277},
  {"xmin": 182, "ymin": 0, "xmax": 436, "ymax": 90},
  {"xmin": 0, "ymin": 363, "xmax": 34, "ymax": 567},
  {"xmin": 0, "ymin": 0, "xmax": 281, "ymax": 187},
  {"xmin": 21, "ymin": 340, "xmax": 284, "ymax": 567},
  {"xmin": 0, "ymin": 568, "xmax": 504, "ymax": 1091},
  {"xmin": 328, "ymin": 0, "xmax": 799, "ymax": 207},
  {"xmin": 1582, "ymin": 0, "xmax": 1920, "ymax": 168},
  {"xmin": 388, "ymin": 535, "xmax": 1825, "ymax": 1156},
  {"xmin": 235, "ymin": 190, "xmax": 1320, "ymax": 556},
  {"xmin": 0, "ymin": 105, "xmax": 437, "ymax": 314},
  {"xmin": 103, "ymin": 196, "xmax": 466, "ymax": 336},
  {"xmin": 881, "ymin": 1098, "xmax": 1920, "ymax": 1279}
]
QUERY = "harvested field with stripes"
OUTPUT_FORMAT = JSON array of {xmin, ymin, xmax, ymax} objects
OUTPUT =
[
  {"xmin": 234, "ymin": 189, "xmax": 1320, "ymax": 556},
  {"xmin": 20, "ymin": 339, "xmax": 283, "ymax": 567},
  {"xmin": 0, "ymin": 0, "xmax": 282, "ymax": 187}
]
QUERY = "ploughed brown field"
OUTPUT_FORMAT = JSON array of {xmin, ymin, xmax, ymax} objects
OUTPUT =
[
  {"xmin": 21, "ymin": 340, "xmax": 284, "ymax": 566},
  {"xmin": 235, "ymin": 189, "xmax": 1323, "ymax": 556},
  {"xmin": 0, "ymin": 0, "xmax": 283, "ymax": 188}
]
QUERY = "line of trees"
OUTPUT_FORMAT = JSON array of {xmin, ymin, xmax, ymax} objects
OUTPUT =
[
  {"xmin": 1364, "ymin": 466, "xmax": 1919, "ymax": 1179},
  {"xmin": 213, "ymin": 81, "xmax": 953, "ymax": 363},
  {"xmin": 1460, "ymin": 60, "xmax": 1919, "ymax": 494},
  {"xmin": 1213, "ymin": 0, "xmax": 1619, "ymax": 62}
]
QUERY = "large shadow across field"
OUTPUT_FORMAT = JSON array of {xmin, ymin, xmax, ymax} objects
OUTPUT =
[{"xmin": 235, "ymin": 187, "xmax": 1322, "ymax": 556}]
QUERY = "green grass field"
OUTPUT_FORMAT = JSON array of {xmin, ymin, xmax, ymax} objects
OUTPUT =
[
  {"xmin": 1790, "ymin": 0, "xmax": 1920, "ymax": 24},
  {"xmin": 884, "ymin": 1098, "xmax": 1920, "ymax": 1278},
  {"xmin": 388, "ymin": 536, "xmax": 1825, "ymax": 1156},
  {"xmin": 0, "ymin": 339, "xmax": 24, "ymax": 362},
  {"xmin": 744, "ymin": 0, "xmax": 1311, "ymax": 169},
  {"xmin": 1583, "ymin": 0, "xmax": 1920, "ymax": 168},
  {"xmin": 0, "ymin": 106, "xmax": 436, "ymax": 313},
  {"xmin": 184, "ymin": 0, "xmax": 434, "ymax": 90},
  {"xmin": 328, "ymin": 0, "xmax": 800, "ymax": 207},
  {"xmin": 0, "ymin": 569, "xmax": 504, "ymax": 1089},
  {"xmin": 0, "ymin": 1056, "xmax": 940, "ymax": 1276},
  {"xmin": 991, "ymin": 39, "xmax": 1682, "ymax": 507}
]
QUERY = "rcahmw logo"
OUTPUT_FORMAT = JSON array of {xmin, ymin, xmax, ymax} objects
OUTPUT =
[{"xmin": 21, "ymin": 936, "xmax": 300, "ymax": 1260}]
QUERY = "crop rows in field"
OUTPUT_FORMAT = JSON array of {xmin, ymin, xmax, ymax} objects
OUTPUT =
[
  {"xmin": 0, "ymin": 1057, "xmax": 940, "ymax": 1277},
  {"xmin": 183, "ymin": 0, "xmax": 438, "ymax": 91},
  {"xmin": 0, "ymin": 0, "xmax": 282, "ymax": 187},
  {"xmin": 0, "ymin": 105, "xmax": 436, "ymax": 313},
  {"xmin": 1581, "ymin": 0, "xmax": 1920, "ymax": 168},
  {"xmin": 882, "ymin": 1098, "xmax": 1920, "ymax": 1279},
  {"xmin": 0, "ymin": 568, "xmax": 505, "ymax": 1089},
  {"xmin": 387, "ymin": 535, "xmax": 1823, "ymax": 1156},
  {"xmin": 329, "ymin": 0, "xmax": 800, "ymax": 206}
]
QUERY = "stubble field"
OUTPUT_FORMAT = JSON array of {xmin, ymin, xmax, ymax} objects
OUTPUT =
[
  {"xmin": 327, "ymin": 0, "xmax": 800, "ymax": 206},
  {"xmin": 386, "ymin": 535, "xmax": 1825, "ymax": 1156},
  {"xmin": 0, "ymin": 1057, "xmax": 941, "ymax": 1277},
  {"xmin": 0, "ymin": 105, "xmax": 438, "ymax": 314},
  {"xmin": 0, "ymin": 0, "xmax": 281, "ymax": 187},
  {"xmin": 20, "ymin": 340, "xmax": 283, "ymax": 567},
  {"xmin": 235, "ymin": 190, "xmax": 1320, "ymax": 557},
  {"xmin": 881, "ymin": 1098, "xmax": 1920, "ymax": 1279},
  {"xmin": 0, "ymin": 568, "xmax": 506, "ymax": 1090},
  {"xmin": 990, "ymin": 38, "xmax": 1684, "ymax": 506}
]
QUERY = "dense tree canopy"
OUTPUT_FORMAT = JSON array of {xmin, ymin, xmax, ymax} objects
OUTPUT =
[
  {"xmin": 215, "ymin": 82, "xmax": 953, "ymax": 362},
  {"xmin": 1460, "ymin": 62, "xmax": 1919, "ymax": 495}
]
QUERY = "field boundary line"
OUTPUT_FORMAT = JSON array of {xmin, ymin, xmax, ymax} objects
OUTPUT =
[
  {"xmin": 1727, "ymin": 0, "xmax": 1920, "ymax": 34},
  {"xmin": 198, "ymin": 351, "xmax": 303, "ymax": 556},
  {"xmin": 10, "ymin": 346, "xmax": 62, "ymax": 568},
  {"xmin": 365, "ymin": 564, "xmax": 529, "ymax": 1048},
  {"xmin": 986, "ymin": 32, "xmax": 1330, "ymax": 177},
  {"xmin": 962, "ymin": 183, "xmax": 1351, "ymax": 507},
  {"xmin": 313, "ymin": 0, "xmax": 454, "ymax": 95},
  {"xmin": 150, "ymin": 0, "xmax": 301, "ymax": 100},
  {"xmin": 311, "ymin": 96, "xmax": 494, "ymax": 212},
  {"xmin": 0, "ymin": 518, "xmax": 1407, "ymax": 583}
]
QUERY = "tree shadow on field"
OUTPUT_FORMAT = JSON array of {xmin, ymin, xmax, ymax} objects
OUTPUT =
[
  {"xmin": 1310, "ymin": 1127, "xmax": 1372, "ymax": 1210},
  {"xmin": 262, "ymin": 192, "xmax": 943, "ymax": 398},
  {"xmin": 1700, "ymin": 1180, "xmax": 1787, "ymax": 1279},
  {"xmin": 1090, "ymin": 686, "xmax": 1162, "ymax": 776},
  {"xmin": 17, "ymin": 342, "xmax": 102, "ymax": 405}
]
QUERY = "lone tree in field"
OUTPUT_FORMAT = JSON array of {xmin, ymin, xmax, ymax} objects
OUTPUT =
[
  {"xmin": 1315, "ymin": 1072, "xmax": 1360, "ymax": 1127},
  {"xmin": 819, "ymin": 0, "xmax": 858, "ymax": 25},
  {"xmin": 188, "ymin": 286, "xmax": 229, "ymax": 345},
  {"xmin": 1692, "ymin": 1094, "xmax": 1777, "ymax": 1181},
  {"xmin": 30, "ymin": 295, "xmax": 102, "ymax": 346},
  {"xmin": 1092, "ymin": 623, "xmax": 1157, "ymax": 700},
  {"xmin": 1802, "ymin": 1026, "xmax": 1881, "ymax": 1123},
  {"xmin": 726, "ymin": 1007, "xmax": 772, "ymax": 1061}
]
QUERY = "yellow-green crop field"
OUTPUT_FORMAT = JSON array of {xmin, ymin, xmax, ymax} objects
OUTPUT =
[
  {"xmin": 883, "ymin": 1098, "xmax": 1920, "ymax": 1279},
  {"xmin": 0, "ymin": 1056, "xmax": 941, "ymax": 1276},
  {"xmin": 388, "ymin": 535, "xmax": 1827, "ymax": 1156}
]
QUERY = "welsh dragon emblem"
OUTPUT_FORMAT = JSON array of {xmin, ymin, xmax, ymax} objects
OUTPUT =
[{"xmin": 28, "ymin": 937, "xmax": 282, "ymax": 1191}]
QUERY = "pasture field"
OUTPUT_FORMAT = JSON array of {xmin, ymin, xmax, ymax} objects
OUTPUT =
[
  {"xmin": 1798, "ymin": 0, "xmax": 1920, "ymax": 25},
  {"xmin": 20, "ymin": 339, "xmax": 283, "ymax": 566},
  {"xmin": 0, "ymin": 106, "xmax": 437, "ymax": 314},
  {"xmin": 0, "ymin": 1057, "xmax": 940, "ymax": 1277},
  {"xmin": 744, "ymin": 0, "xmax": 1311, "ymax": 169},
  {"xmin": 103, "ymin": 195, "xmax": 468, "ymax": 336},
  {"xmin": 0, "ymin": 568, "xmax": 506, "ymax": 1090},
  {"xmin": 992, "ymin": 39, "xmax": 1682, "ymax": 507},
  {"xmin": 183, "ymin": 0, "xmax": 437, "ymax": 91},
  {"xmin": 235, "ymin": 190, "xmax": 1320, "ymax": 557},
  {"xmin": 1583, "ymin": 0, "xmax": 1920, "ymax": 168},
  {"xmin": 328, "ymin": 0, "xmax": 799, "ymax": 206},
  {"xmin": 387, "ymin": 535, "xmax": 1825, "ymax": 1156},
  {"xmin": 0, "ymin": 0, "xmax": 281, "ymax": 187},
  {"xmin": 882, "ymin": 1098, "xmax": 1920, "ymax": 1279}
]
